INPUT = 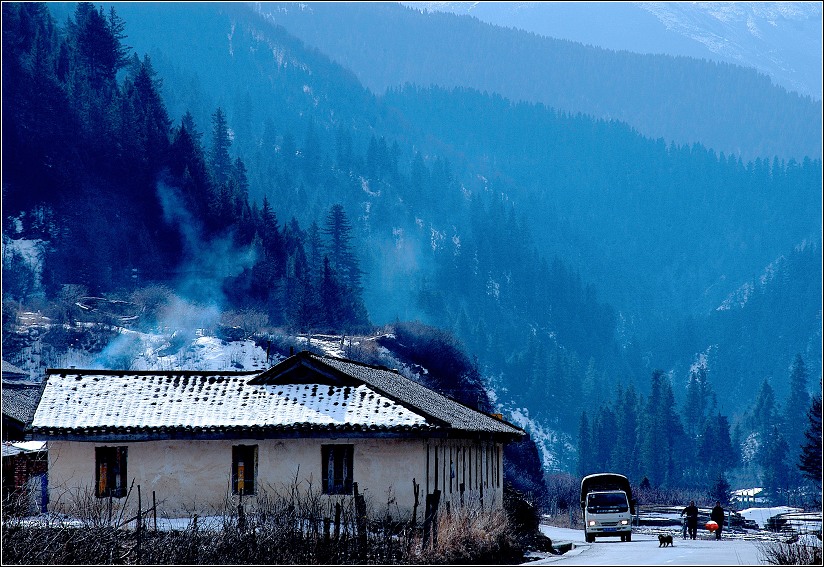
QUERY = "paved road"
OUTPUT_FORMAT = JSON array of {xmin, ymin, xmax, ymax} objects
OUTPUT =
[{"xmin": 531, "ymin": 525, "xmax": 765, "ymax": 565}]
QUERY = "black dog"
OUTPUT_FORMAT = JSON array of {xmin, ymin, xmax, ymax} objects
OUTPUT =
[{"xmin": 658, "ymin": 534, "xmax": 674, "ymax": 547}]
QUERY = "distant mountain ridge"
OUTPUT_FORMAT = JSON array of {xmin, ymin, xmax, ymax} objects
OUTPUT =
[{"xmin": 408, "ymin": 1, "xmax": 823, "ymax": 100}]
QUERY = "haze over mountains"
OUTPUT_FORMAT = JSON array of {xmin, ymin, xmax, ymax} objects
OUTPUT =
[
  {"xmin": 257, "ymin": 2, "xmax": 820, "ymax": 164},
  {"xmin": 406, "ymin": 1, "xmax": 824, "ymax": 101}
]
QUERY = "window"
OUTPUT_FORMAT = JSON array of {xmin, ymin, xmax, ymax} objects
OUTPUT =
[
  {"xmin": 322, "ymin": 444, "xmax": 353, "ymax": 495},
  {"xmin": 96, "ymin": 446, "xmax": 127, "ymax": 498},
  {"xmin": 232, "ymin": 445, "xmax": 258, "ymax": 495}
]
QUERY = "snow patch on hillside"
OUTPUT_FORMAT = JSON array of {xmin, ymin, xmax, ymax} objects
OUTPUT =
[
  {"xmin": 716, "ymin": 253, "xmax": 786, "ymax": 311},
  {"xmin": 506, "ymin": 406, "xmax": 574, "ymax": 472}
]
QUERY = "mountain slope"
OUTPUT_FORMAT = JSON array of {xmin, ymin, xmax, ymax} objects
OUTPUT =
[
  {"xmin": 256, "ymin": 1, "xmax": 821, "ymax": 162},
  {"xmin": 410, "ymin": 1, "xmax": 823, "ymax": 100}
]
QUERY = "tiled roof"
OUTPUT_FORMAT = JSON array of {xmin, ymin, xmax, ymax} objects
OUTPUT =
[
  {"xmin": 252, "ymin": 352, "xmax": 524, "ymax": 439},
  {"xmin": 2, "ymin": 441, "xmax": 46, "ymax": 458},
  {"xmin": 31, "ymin": 352, "xmax": 524, "ymax": 441},
  {"xmin": 2, "ymin": 383, "xmax": 43, "ymax": 425},
  {"xmin": 31, "ymin": 369, "xmax": 433, "ymax": 437},
  {"xmin": 2, "ymin": 360, "xmax": 29, "ymax": 380}
]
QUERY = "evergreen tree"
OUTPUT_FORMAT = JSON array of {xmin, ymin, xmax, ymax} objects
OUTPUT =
[
  {"xmin": 783, "ymin": 354, "xmax": 811, "ymax": 462},
  {"xmin": 306, "ymin": 220, "xmax": 324, "ymax": 283},
  {"xmin": 119, "ymin": 54, "xmax": 170, "ymax": 182},
  {"xmin": 319, "ymin": 255, "xmax": 344, "ymax": 331},
  {"xmin": 613, "ymin": 384, "xmax": 640, "ymax": 479},
  {"xmin": 761, "ymin": 425, "xmax": 790, "ymax": 505},
  {"xmin": 640, "ymin": 370, "xmax": 685, "ymax": 487},
  {"xmin": 577, "ymin": 411, "xmax": 591, "ymax": 478},
  {"xmin": 321, "ymin": 204, "xmax": 368, "ymax": 330},
  {"xmin": 683, "ymin": 364, "xmax": 716, "ymax": 439},
  {"xmin": 750, "ymin": 378, "xmax": 779, "ymax": 440},
  {"xmin": 69, "ymin": 2, "xmax": 129, "ymax": 90},
  {"xmin": 322, "ymin": 203, "xmax": 363, "ymax": 295},
  {"xmin": 209, "ymin": 106, "xmax": 232, "ymax": 188},
  {"xmin": 169, "ymin": 113, "xmax": 211, "ymax": 221},
  {"xmin": 710, "ymin": 472, "xmax": 731, "ymax": 506},
  {"xmin": 593, "ymin": 404, "xmax": 616, "ymax": 472},
  {"xmin": 798, "ymin": 393, "xmax": 822, "ymax": 484}
]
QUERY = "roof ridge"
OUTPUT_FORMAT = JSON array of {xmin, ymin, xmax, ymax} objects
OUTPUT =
[
  {"xmin": 307, "ymin": 351, "xmax": 399, "ymax": 374},
  {"xmin": 45, "ymin": 368, "xmax": 260, "ymax": 377}
]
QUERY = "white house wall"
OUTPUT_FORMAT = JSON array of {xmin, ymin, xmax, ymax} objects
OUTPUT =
[{"xmin": 46, "ymin": 437, "xmax": 504, "ymax": 520}]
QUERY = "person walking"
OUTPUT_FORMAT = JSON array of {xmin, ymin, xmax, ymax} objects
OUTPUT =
[
  {"xmin": 711, "ymin": 501, "xmax": 725, "ymax": 540},
  {"xmin": 682, "ymin": 500, "xmax": 699, "ymax": 540}
]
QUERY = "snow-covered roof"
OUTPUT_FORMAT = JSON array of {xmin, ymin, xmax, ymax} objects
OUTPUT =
[
  {"xmin": 252, "ymin": 351, "xmax": 524, "ymax": 438},
  {"xmin": 2, "ymin": 440, "xmax": 46, "ymax": 458},
  {"xmin": 30, "ymin": 352, "xmax": 523, "ymax": 440}
]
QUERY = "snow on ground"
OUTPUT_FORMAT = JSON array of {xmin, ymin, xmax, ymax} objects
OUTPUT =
[
  {"xmin": 533, "ymin": 524, "xmax": 771, "ymax": 565},
  {"xmin": 739, "ymin": 506, "xmax": 803, "ymax": 528}
]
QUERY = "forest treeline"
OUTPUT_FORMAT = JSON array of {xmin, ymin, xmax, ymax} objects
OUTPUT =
[{"xmin": 577, "ymin": 355, "xmax": 821, "ymax": 506}]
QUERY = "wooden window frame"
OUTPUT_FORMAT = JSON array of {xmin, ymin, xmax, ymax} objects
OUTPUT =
[
  {"xmin": 322, "ymin": 444, "xmax": 353, "ymax": 495},
  {"xmin": 232, "ymin": 444, "xmax": 258, "ymax": 496},
  {"xmin": 95, "ymin": 446, "xmax": 127, "ymax": 498}
]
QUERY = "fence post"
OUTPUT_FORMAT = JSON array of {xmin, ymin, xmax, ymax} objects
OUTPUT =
[
  {"xmin": 423, "ymin": 489, "xmax": 441, "ymax": 550},
  {"xmin": 411, "ymin": 478, "xmax": 420, "ymax": 529},
  {"xmin": 354, "ymin": 482, "xmax": 367, "ymax": 560},
  {"xmin": 152, "ymin": 491, "xmax": 157, "ymax": 532},
  {"xmin": 137, "ymin": 484, "xmax": 142, "ymax": 564},
  {"xmin": 431, "ymin": 490, "xmax": 441, "ymax": 549}
]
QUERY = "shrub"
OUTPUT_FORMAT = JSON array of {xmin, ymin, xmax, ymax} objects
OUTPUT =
[
  {"xmin": 757, "ymin": 538, "xmax": 823, "ymax": 565},
  {"xmin": 2, "ymin": 482, "xmax": 525, "ymax": 565}
]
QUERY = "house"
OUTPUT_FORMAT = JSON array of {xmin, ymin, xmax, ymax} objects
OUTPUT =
[
  {"xmin": 30, "ymin": 351, "xmax": 524, "ymax": 520},
  {"xmin": 2, "ymin": 360, "xmax": 30, "ymax": 383},
  {"xmin": 2, "ymin": 441, "xmax": 48, "ymax": 510},
  {"xmin": 2, "ymin": 381, "xmax": 44, "ymax": 441},
  {"xmin": 2, "ymin": 362, "xmax": 47, "ymax": 508}
]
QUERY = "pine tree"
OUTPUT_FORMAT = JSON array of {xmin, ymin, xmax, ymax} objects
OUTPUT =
[
  {"xmin": 798, "ymin": 393, "xmax": 822, "ymax": 484},
  {"xmin": 783, "ymin": 355, "xmax": 811, "ymax": 459},
  {"xmin": 577, "ymin": 411, "xmax": 591, "ymax": 478},
  {"xmin": 322, "ymin": 204, "xmax": 363, "ymax": 295},
  {"xmin": 319, "ymin": 255, "xmax": 344, "ymax": 331},
  {"xmin": 750, "ymin": 378, "xmax": 779, "ymax": 444},
  {"xmin": 209, "ymin": 107, "xmax": 232, "ymax": 188},
  {"xmin": 69, "ymin": 3, "xmax": 129, "ymax": 90},
  {"xmin": 762, "ymin": 425, "xmax": 790, "ymax": 505},
  {"xmin": 119, "ymin": 54, "xmax": 170, "ymax": 180},
  {"xmin": 613, "ymin": 384, "xmax": 640, "ymax": 479},
  {"xmin": 683, "ymin": 364, "xmax": 716, "ymax": 439},
  {"xmin": 640, "ymin": 370, "xmax": 685, "ymax": 487},
  {"xmin": 710, "ymin": 472, "xmax": 731, "ymax": 506},
  {"xmin": 169, "ymin": 113, "xmax": 210, "ymax": 221}
]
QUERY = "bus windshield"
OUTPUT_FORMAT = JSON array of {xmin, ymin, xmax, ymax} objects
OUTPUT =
[{"xmin": 587, "ymin": 492, "xmax": 629, "ymax": 513}]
